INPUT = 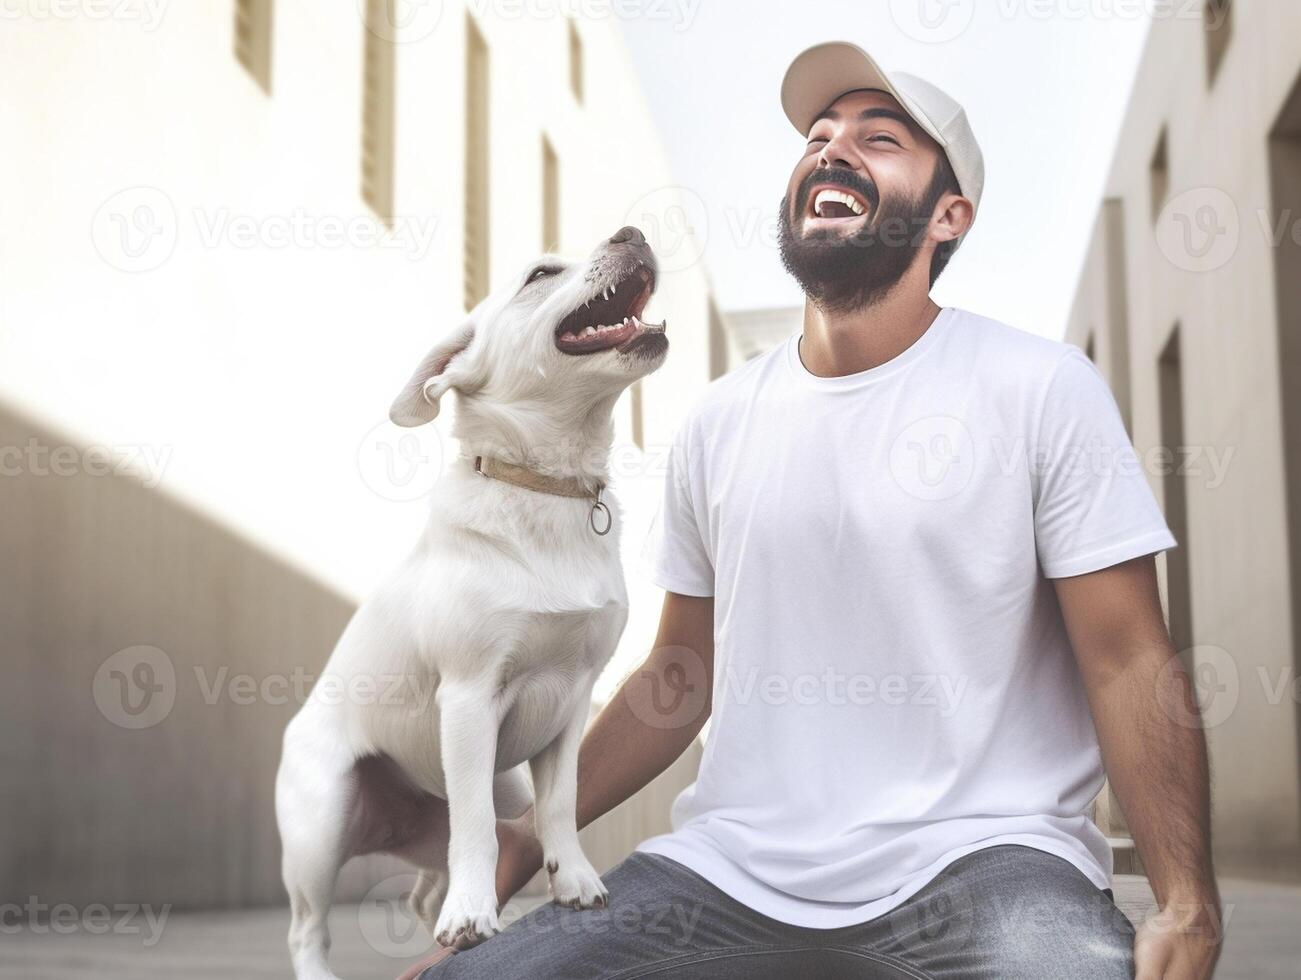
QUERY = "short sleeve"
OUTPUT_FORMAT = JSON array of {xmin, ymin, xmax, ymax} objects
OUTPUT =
[
  {"xmin": 1032, "ymin": 350, "xmax": 1177, "ymax": 579},
  {"xmin": 639, "ymin": 417, "xmax": 715, "ymax": 596}
]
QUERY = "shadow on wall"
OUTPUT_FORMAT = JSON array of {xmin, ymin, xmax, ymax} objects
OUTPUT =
[{"xmin": 0, "ymin": 398, "xmax": 375, "ymax": 911}]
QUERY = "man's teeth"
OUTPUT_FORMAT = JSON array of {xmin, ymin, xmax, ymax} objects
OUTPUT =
[{"xmin": 814, "ymin": 188, "xmax": 866, "ymax": 217}]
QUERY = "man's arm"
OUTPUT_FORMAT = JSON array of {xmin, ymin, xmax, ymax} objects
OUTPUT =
[
  {"xmin": 495, "ymin": 590, "xmax": 715, "ymax": 903},
  {"xmin": 1054, "ymin": 555, "xmax": 1222, "ymax": 980}
]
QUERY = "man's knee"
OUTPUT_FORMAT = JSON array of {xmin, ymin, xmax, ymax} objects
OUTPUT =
[
  {"xmin": 978, "ymin": 866, "xmax": 1136, "ymax": 978},
  {"xmin": 988, "ymin": 905, "xmax": 1135, "ymax": 978},
  {"xmin": 896, "ymin": 846, "xmax": 1137, "ymax": 979}
]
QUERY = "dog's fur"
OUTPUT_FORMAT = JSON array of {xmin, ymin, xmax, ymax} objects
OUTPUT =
[{"xmin": 275, "ymin": 230, "xmax": 667, "ymax": 980}]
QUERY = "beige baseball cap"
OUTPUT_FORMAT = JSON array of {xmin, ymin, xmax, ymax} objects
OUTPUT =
[{"xmin": 781, "ymin": 41, "xmax": 985, "ymax": 236}]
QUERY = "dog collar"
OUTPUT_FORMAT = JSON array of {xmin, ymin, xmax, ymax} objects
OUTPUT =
[{"xmin": 472, "ymin": 455, "xmax": 612, "ymax": 536}]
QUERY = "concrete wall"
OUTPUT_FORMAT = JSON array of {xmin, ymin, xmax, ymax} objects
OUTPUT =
[{"xmin": 1065, "ymin": 1, "xmax": 1301, "ymax": 881}]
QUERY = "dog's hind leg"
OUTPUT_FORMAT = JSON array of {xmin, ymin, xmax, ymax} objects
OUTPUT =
[
  {"xmin": 275, "ymin": 710, "xmax": 358, "ymax": 980},
  {"xmin": 407, "ymin": 868, "xmax": 449, "ymax": 934},
  {"xmin": 388, "ymin": 805, "xmax": 451, "ymax": 934}
]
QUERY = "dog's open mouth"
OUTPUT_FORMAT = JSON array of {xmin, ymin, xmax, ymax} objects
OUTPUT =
[{"xmin": 555, "ymin": 266, "xmax": 667, "ymax": 356}]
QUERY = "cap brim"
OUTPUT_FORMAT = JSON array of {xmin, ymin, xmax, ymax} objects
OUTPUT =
[{"xmin": 780, "ymin": 41, "xmax": 944, "ymax": 147}]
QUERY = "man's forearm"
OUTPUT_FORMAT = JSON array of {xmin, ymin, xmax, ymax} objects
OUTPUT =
[
  {"xmin": 1087, "ymin": 637, "xmax": 1219, "ymax": 917},
  {"xmin": 509, "ymin": 593, "xmax": 715, "ymax": 885},
  {"xmin": 507, "ymin": 647, "xmax": 710, "ymax": 886},
  {"xmin": 573, "ymin": 648, "xmax": 711, "ymax": 831}
]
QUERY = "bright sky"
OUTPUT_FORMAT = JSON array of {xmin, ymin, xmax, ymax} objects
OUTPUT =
[{"xmin": 620, "ymin": 2, "xmax": 1153, "ymax": 340}]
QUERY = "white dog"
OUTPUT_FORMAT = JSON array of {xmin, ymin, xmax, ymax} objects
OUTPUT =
[{"xmin": 275, "ymin": 227, "xmax": 668, "ymax": 980}]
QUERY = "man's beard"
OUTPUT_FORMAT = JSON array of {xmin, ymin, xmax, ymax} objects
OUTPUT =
[{"xmin": 779, "ymin": 167, "xmax": 942, "ymax": 315}]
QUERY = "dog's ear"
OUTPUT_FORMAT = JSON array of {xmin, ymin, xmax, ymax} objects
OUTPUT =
[{"xmin": 389, "ymin": 322, "xmax": 477, "ymax": 427}]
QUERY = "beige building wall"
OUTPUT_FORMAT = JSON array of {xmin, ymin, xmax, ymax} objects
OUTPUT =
[
  {"xmin": 1066, "ymin": 1, "xmax": 1301, "ymax": 881},
  {"xmin": 0, "ymin": 2, "xmax": 714, "ymax": 909}
]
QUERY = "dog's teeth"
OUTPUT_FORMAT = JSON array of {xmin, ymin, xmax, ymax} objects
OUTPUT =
[{"xmin": 582, "ymin": 326, "xmax": 597, "ymax": 337}]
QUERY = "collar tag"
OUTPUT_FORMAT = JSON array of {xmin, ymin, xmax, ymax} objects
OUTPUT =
[
  {"xmin": 590, "ymin": 488, "xmax": 612, "ymax": 536},
  {"xmin": 473, "ymin": 455, "xmax": 610, "ymax": 536}
]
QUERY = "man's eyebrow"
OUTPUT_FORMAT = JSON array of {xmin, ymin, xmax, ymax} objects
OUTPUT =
[{"xmin": 810, "ymin": 106, "xmax": 917, "ymax": 133}]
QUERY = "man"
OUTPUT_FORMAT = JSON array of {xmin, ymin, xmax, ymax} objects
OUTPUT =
[{"xmin": 408, "ymin": 41, "xmax": 1222, "ymax": 980}]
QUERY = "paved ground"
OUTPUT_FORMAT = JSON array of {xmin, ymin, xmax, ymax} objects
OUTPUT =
[{"xmin": 4, "ymin": 876, "xmax": 1299, "ymax": 979}]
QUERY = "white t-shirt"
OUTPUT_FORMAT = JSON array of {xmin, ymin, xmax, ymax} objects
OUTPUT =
[{"xmin": 635, "ymin": 306, "xmax": 1175, "ymax": 928}]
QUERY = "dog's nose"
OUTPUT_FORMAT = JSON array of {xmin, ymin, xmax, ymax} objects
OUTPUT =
[{"xmin": 609, "ymin": 225, "xmax": 646, "ymax": 246}]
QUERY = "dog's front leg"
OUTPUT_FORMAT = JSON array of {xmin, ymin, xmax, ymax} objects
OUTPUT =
[
  {"xmin": 529, "ymin": 681, "xmax": 609, "ymax": 910},
  {"xmin": 434, "ymin": 680, "xmax": 504, "ymax": 947}
]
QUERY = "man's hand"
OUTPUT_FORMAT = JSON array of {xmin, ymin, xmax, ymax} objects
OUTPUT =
[
  {"xmin": 1133, "ymin": 899, "xmax": 1223, "ymax": 980},
  {"xmin": 494, "ymin": 808, "xmax": 543, "ymax": 911}
]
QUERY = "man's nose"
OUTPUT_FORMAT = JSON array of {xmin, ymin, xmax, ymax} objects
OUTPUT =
[
  {"xmin": 609, "ymin": 225, "xmax": 646, "ymax": 246},
  {"xmin": 817, "ymin": 131, "xmax": 860, "ymax": 172}
]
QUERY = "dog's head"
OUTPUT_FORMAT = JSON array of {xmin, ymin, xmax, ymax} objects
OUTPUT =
[{"xmin": 390, "ymin": 226, "xmax": 668, "ymax": 429}]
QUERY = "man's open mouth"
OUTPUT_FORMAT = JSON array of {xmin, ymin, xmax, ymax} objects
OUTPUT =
[
  {"xmin": 555, "ymin": 266, "xmax": 667, "ymax": 356},
  {"xmin": 807, "ymin": 184, "xmax": 870, "ymax": 221}
]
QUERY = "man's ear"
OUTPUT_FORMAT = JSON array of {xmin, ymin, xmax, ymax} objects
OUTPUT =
[{"xmin": 389, "ymin": 322, "xmax": 477, "ymax": 427}]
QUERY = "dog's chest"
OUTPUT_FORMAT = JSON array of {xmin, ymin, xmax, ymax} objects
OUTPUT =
[{"xmin": 491, "ymin": 601, "xmax": 625, "ymax": 767}]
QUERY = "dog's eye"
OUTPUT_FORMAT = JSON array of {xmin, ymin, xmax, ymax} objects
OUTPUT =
[{"xmin": 526, "ymin": 266, "xmax": 559, "ymax": 285}]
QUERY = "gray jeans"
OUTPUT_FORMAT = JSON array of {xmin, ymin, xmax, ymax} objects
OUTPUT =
[{"xmin": 421, "ymin": 844, "xmax": 1136, "ymax": 979}]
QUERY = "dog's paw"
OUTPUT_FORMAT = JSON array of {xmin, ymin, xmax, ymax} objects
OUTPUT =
[
  {"xmin": 433, "ymin": 890, "xmax": 500, "ymax": 948},
  {"xmin": 545, "ymin": 854, "xmax": 610, "ymax": 910}
]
